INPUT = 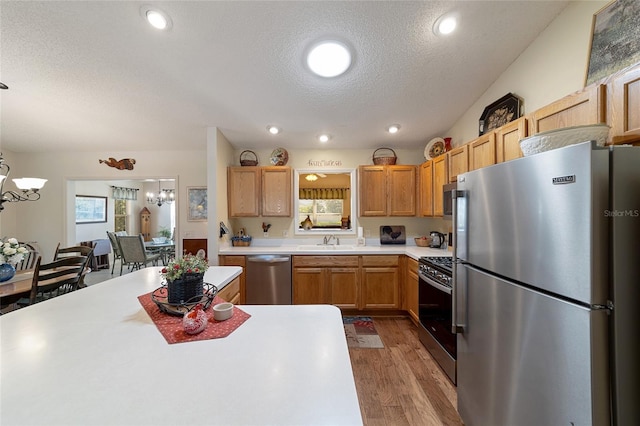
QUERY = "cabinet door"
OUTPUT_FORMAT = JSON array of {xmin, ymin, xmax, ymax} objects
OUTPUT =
[
  {"xmin": 262, "ymin": 167, "xmax": 291, "ymax": 217},
  {"xmin": 418, "ymin": 161, "xmax": 433, "ymax": 217},
  {"xmin": 469, "ymin": 132, "xmax": 496, "ymax": 171},
  {"xmin": 293, "ymin": 267, "xmax": 326, "ymax": 304},
  {"xmin": 227, "ymin": 167, "xmax": 260, "ymax": 217},
  {"xmin": 358, "ymin": 166, "xmax": 387, "ymax": 216},
  {"xmin": 218, "ymin": 255, "xmax": 246, "ymax": 303},
  {"xmin": 361, "ymin": 267, "xmax": 399, "ymax": 309},
  {"xmin": 496, "ymin": 117, "xmax": 527, "ymax": 163},
  {"xmin": 529, "ymin": 84, "xmax": 606, "ymax": 134},
  {"xmin": 328, "ymin": 267, "xmax": 359, "ymax": 309},
  {"xmin": 406, "ymin": 258, "xmax": 419, "ymax": 324},
  {"xmin": 433, "ymin": 154, "xmax": 448, "ymax": 216},
  {"xmin": 610, "ymin": 64, "xmax": 640, "ymax": 145},
  {"xmin": 388, "ymin": 166, "xmax": 416, "ymax": 216},
  {"xmin": 448, "ymin": 145, "xmax": 469, "ymax": 183}
]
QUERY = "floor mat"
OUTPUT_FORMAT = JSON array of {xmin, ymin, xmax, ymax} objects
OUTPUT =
[{"xmin": 343, "ymin": 316, "xmax": 384, "ymax": 349}]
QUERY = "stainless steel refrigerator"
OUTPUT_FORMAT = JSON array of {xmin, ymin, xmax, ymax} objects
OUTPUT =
[{"xmin": 453, "ymin": 141, "xmax": 639, "ymax": 425}]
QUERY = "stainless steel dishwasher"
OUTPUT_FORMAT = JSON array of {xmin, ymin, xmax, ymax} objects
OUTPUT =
[{"xmin": 245, "ymin": 255, "xmax": 292, "ymax": 304}]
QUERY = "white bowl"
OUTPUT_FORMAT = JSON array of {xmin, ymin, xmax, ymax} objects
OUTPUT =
[
  {"xmin": 519, "ymin": 124, "xmax": 610, "ymax": 157},
  {"xmin": 213, "ymin": 302, "xmax": 234, "ymax": 321},
  {"xmin": 152, "ymin": 237, "xmax": 166, "ymax": 244}
]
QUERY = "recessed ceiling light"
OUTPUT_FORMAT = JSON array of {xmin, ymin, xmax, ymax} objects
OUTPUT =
[
  {"xmin": 140, "ymin": 5, "xmax": 172, "ymax": 31},
  {"xmin": 387, "ymin": 124, "xmax": 400, "ymax": 134},
  {"xmin": 267, "ymin": 125, "xmax": 281, "ymax": 135},
  {"xmin": 433, "ymin": 13, "xmax": 458, "ymax": 36},
  {"xmin": 306, "ymin": 41, "xmax": 352, "ymax": 78},
  {"xmin": 318, "ymin": 134, "xmax": 332, "ymax": 143}
]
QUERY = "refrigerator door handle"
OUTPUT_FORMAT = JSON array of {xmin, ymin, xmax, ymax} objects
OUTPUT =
[{"xmin": 452, "ymin": 188, "xmax": 466, "ymax": 334}]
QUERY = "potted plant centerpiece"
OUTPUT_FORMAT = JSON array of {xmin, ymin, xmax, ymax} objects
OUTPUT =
[
  {"xmin": 161, "ymin": 254, "xmax": 209, "ymax": 304},
  {"xmin": 0, "ymin": 238, "xmax": 29, "ymax": 282}
]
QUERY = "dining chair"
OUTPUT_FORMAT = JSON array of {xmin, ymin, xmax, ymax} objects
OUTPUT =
[
  {"xmin": 54, "ymin": 243, "xmax": 94, "ymax": 288},
  {"xmin": 12, "ymin": 255, "xmax": 88, "ymax": 307},
  {"xmin": 117, "ymin": 234, "xmax": 162, "ymax": 275},
  {"xmin": 106, "ymin": 231, "xmax": 125, "ymax": 274},
  {"xmin": 15, "ymin": 242, "xmax": 39, "ymax": 271}
]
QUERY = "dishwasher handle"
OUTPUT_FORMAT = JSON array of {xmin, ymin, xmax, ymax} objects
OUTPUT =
[{"xmin": 247, "ymin": 255, "xmax": 291, "ymax": 263}]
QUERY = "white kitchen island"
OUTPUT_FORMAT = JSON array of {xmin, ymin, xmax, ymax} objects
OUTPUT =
[{"xmin": 0, "ymin": 267, "xmax": 363, "ymax": 426}]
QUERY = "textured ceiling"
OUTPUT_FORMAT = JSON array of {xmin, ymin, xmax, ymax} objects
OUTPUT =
[{"xmin": 0, "ymin": 1, "xmax": 569, "ymax": 153}]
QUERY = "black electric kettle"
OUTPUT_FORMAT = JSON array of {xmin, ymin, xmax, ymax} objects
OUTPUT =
[{"xmin": 429, "ymin": 231, "xmax": 446, "ymax": 248}]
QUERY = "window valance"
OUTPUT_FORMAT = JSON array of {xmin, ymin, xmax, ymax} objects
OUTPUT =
[
  {"xmin": 299, "ymin": 188, "xmax": 349, "ymax": 200},
  {"xmin": 111, "ymin": 186, "xmax": 139, "ymax": 200}
]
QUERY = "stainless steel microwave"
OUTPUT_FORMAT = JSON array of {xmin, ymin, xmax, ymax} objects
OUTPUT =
[{"xmin": 443, "ymin": 182, "xmax": 456, "ymax": 219}]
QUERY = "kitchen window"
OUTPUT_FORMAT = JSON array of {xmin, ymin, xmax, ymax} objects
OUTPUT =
[{"xmin": 298, "ymin": 199, "xmax": 344, "ymax": 228}]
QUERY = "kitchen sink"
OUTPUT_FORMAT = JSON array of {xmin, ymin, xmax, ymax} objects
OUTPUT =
[{"xmin": 296, "ymin": 245, "xmax": 355, "ymax": 251}]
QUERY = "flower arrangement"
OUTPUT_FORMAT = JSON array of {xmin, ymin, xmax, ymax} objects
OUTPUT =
[
  {"xmin": 160, "ymin": 254, "xmax": 209, "ymax": 282},
  {"xmin": 0, "ymin": 238, "xmax": 29, "ymax": 266}
]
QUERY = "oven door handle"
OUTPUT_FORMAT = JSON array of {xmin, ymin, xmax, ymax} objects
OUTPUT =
[
  {"xmin": 419, "ymin": 274, "xmax": 452, "ymax": 295},
  {"xmin": 452, "ymin": 187, "xmax": 466, "ymax": 334}
]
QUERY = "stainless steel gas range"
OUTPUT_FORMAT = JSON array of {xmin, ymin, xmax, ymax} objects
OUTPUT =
[{"xmin": 418, "ymin": 256, "xmax": 456, "ymax": 384}]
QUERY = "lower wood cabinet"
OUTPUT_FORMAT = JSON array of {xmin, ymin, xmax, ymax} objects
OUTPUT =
[
  {"xmin": 218, "ymin": 255, "xmax": 246, "ymax": 304},
  {"xmin": 405, "ymin": 257, "xmax": 419, "ymax": 324},
  {"xmin": 293, "ymin": 255, "xmax": 399, "ymax": 310},
  {"xmin": 218, "ymin": 276, "xmax": 241, "ymax": 305}
]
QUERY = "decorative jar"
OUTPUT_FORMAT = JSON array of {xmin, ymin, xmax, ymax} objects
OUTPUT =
[{"xmin": 0, "ymin": 263, "xmax": 16, "ymax": 282}]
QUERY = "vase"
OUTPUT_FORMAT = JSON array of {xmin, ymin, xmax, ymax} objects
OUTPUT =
[
  {"xmin": 167, "ymin": 273, "xmax": 204, "ymax": 304},
  {"xmin": 0, "ymin": 263, "xmax": 16, "ymax": 282}
]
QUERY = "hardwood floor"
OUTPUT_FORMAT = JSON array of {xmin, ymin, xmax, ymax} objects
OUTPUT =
[{"xmin": 349, "ymin": 316, "xmax": 462, "ymax": 426}]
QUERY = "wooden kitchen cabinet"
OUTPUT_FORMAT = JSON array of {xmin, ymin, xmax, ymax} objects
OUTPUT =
[
  {"xmin": 218, "ymin": 255, "xmax": 246, "ymax": 303},
  {"xmin": 228, "ymin": 167, "xmax": 261, "ymax": 217},
  {"xmin": 609, "ymin": 63, "xmax": 640, "ymax": 145},
  {"xmin": 361, "ymin": 255, "xmax": 400, "ymax": 309},
  {"xmin": 227, "ymin": 166, "xmax": 291, "ymax": 217},
  {"xmin": 448, "ymin": 145, "xmax": 469, "ymax": 183},
  {"xmin": 405, "ymin": 256, "xmax": 419, "ymax": 324},
  {"xmin": 528, "ymin": 84, "xmax": 606, "ymax": 134},
  {"xmin": 358, "ymin": 165, "xmax": 417, "ymax": 216},
  {"xmin": 293, "ymin": 256, "xmax": 359, "ymax": 308},
  {"xmin": 418, "ymin": 160, "xmax": 434, "ymax": 217},
  {"xmin": 496, "ymin": 116, "xmax": 527, "ymax": 163},
  {"xmin": 262, "ymin": 167, "xmax": 291, "ymax": 216},
  {"xmin": 469, "ymin": 132, "xmax": 496, "ymax": 171},
  {"xmin": 218, "ymin": 276, "xmax": 241, "ymax": 305},
  {"xmin": 432, "ymin": 154, "xmax": 448, "ymax": 217}
]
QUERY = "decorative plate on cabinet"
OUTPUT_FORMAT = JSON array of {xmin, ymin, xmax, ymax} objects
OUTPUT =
[
  {"xmin": 270, "ymin": 148, "xmax": 289, "ymax": 166},
  {"xmin": 424, "ymin": 138, "xmax": 446, "ymax": 160}
]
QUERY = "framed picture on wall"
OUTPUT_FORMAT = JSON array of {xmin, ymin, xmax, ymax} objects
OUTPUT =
[
  {"xmin": 585, "ymin": 0, "xmax": 640, "ymax": 86},
  {"xmin": 187, "ymin": 187, "xmax": 207, "ymax": 221},
  {"xmin": 75, "ymin": 195, "xmax": 107, "ymax": 224}
]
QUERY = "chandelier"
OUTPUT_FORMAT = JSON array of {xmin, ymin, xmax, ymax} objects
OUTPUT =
[
  {"xmin": 146, "ymin": 181, "xmax": 174, "ymax": 207},
  {"xmin": 0, "ymin": 154, "xmax": 47, "ymax": 212}
]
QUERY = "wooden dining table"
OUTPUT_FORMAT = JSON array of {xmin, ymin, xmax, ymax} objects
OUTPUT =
[{"xmin": 0, "ymin": 270, "xmax": 34, "ymax": 298}]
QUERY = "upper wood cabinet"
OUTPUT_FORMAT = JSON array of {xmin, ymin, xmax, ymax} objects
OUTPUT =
[
  {"xmin": 496, "ymin": 117, "xmax": 527, "ymax": 163},
  {"xmin": 261, "ymin": 167, "xmax": 291, "ymax": 217},
  {"xmin": 528, "ymin": 84, "xmax": 606, "ymax": 134},
  {"xmin": 358, "ymin": 165, "xmax": 416, "ymax": 217},
  {"xmin": 433, "ymin": 154, "xmax": 448, "ymax": 217},
  {"xmin": 469, "ymin": 132, "xmax": 496, "ymax": 171},
  {"xmin": 227, "ymin": 166, "xmax": 291, "ymax": 217},
  {"xmin": 609, "ymin": 63, "xmax": 640, "ymax": 145},
  {"xmin": 447, "ymin": 145, "xmax": 468, "ymax": 183},
  {"xmin": 418, "ymin": 161, "xmax": 433, "ymax": 217}
]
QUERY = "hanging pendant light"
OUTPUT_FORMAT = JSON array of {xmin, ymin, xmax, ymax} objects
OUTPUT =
[{"xmin": 147, "ymin": 181, "xmax": 174, "ymax": 207}]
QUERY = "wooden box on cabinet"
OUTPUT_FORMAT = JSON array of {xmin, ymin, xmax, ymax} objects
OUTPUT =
[
  {"xmin": 469, "ymin": 132, "xmax": 496, "ymax": 171},
  {"xmin": 496, "ymin": 117, "xmax": 527, "ymax": 163},
  {"xmin": 609, "ymin": 64, "xmax": 640, "ymax": 145},
  {"xmin": 447, "ymin": 145, "xmax": 469, "ymax": 183},
  {"xmin": 358, "ymin": 165, "xmax": 417, "ymax": 217}
]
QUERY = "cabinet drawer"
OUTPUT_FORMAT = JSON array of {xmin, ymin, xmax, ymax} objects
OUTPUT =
[
  {"xmin": 219, "ymin": 255, "xmax": 246, "ymax": 267},
  {"xmin": 218, "ymin": 277, "xmax": 240, "ymax": 302},
  {"xmin": 293, "ymin": 255, "xmax": 359, "ymax": 267},
  {"xmin": 362, "ymin": 255, "xmax": 399, "ymax": 267}
]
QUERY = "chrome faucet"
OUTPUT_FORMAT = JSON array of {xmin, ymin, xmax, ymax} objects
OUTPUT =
[{"xmin": 323, "ymin": 234, "xmax": 336, "ymax": 245}]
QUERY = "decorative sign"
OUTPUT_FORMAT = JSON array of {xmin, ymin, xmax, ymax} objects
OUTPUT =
[{"xmin": 306, "ymin": 159, "xmax": 343, "ymax": 167}]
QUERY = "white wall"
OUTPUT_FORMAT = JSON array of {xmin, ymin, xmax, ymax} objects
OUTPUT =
[{"xmin": 446, "ymin": 1, "xmax": 608, "ymax": 145}]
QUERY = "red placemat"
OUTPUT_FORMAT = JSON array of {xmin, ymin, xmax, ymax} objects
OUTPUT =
[{"xmin": 138, "ymin": 291, "xmax": 251, "ymax": 344}]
